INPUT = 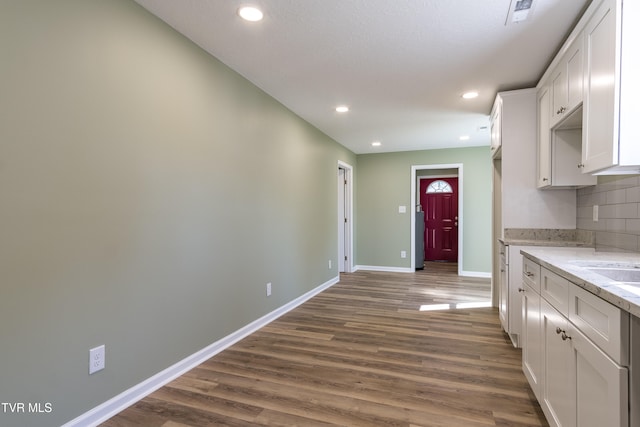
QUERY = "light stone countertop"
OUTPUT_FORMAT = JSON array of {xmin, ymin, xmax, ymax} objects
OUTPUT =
[
  {"xmin": 500, "ymin": 228, "xmax": 594, "ymax": 248},
  {"xmin": 520, "ymin": 247, "xmax": 640, "ymax": 317},
  {"xmin": 499, "ymin": 238, "xmax": 592, "ymax": 247}
]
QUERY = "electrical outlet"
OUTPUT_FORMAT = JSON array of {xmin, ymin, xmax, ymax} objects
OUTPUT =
[
  {"xmin": 266, "ymin": 282, "xmax": 272, "ymax": 297},
  {"xmin": 400, "ymin": 250, "xmax": 407, "ymax": 258},
  {"xmin": 89, "ymin": 345, "xmax": 105, "ymax": 374},
  {"xmin": 328, "ymin": 260, "xmax": 332, "ymax": 269}
]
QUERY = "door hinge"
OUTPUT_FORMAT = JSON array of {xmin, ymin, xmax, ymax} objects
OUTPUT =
[
  {"xmin": 344, "ymin": 179, "xmax": 347, "ymax": 185},
  {"xmin": 344, "ymin": 217, "xmax": 348, "ymax": 223},
  {"xmin": 344, "ymin": 256, "xmax": 348, "ymax": 261}
]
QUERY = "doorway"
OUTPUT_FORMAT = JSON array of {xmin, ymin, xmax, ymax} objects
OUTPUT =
[
  {"xmin": 338, "ymin": 161, "xmax": 353, "ymax": 273},
  {"xmin": 419, "ymin": 177, "xmax": 459, "ymax": 262},
  {"xmin": 411, "ymin": 164, "xmax": 463, "ymax": 275}
]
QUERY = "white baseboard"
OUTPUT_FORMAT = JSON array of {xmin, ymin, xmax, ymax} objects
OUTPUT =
[
  {"xmin": 459, "ymin": 270, "xmax": 491, "ymax": 278},
  {"xmin": 353, "ymin": 265, "xmax": 491, "ymax": 278},
  {"xmin": 354, "ymin": 265, "xmax": 414, "ymax": 273},
  {"xmin": 61, "ymin": 275, "xmax": 340, "ymax": 427}
]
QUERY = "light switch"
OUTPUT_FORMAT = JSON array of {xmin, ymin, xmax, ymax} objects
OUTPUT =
[{"xmin": 398, "ymin": 205, "xmax": 406, "ymax": 213}]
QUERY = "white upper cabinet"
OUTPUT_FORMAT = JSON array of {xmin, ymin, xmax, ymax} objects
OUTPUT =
[
  {"xmin": 537, "ymin": 33, "xmax": 596, "ymax": 189},
  {"xmin": 582, "ymin": 0, "xmax": 640, "ymax": 174},
  {"xmin": 537, "ymin": 83, "xmax": 596, "ymax": 189},
  {"xmin": 550, "ymin": 34, "xmax": 584, "ymax": 128}
]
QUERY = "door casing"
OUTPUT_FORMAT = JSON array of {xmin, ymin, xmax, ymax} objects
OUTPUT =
[{"xmin": 411, "ymin": 164, "xmax": 463, "ymax": 275}]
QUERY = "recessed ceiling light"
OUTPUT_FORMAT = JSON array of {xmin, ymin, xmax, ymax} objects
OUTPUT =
[
  {"xmin": 462, "ymin": 91, "xmax": 479, "ymax": 99},
  {"xmin": 371, "ymin": 141, "xmax": 382, "ymax": 147},
  {"xmin": 459, "ymin": 135, "xmax": 470, "ymax": 141},
  {"xmin": 238, "ymin": 6, "xmax": 263, "ymax": 22},
  {"xmin": 335, "ymin": 105, "xmax": 349, "ymax": 113}
]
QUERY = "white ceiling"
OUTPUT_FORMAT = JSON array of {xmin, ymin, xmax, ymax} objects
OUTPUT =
[{"xmin": 134, "ymin": 0, "xmax": 590, "ymax": 154}]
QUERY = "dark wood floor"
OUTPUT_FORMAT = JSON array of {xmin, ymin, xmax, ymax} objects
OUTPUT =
[{"xmin": 102, "ymin": 262, "xmax": 548, "ymax": 426}]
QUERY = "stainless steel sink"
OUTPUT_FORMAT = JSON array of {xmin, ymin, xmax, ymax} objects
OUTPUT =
[{"xmin": 588, "ymin": 267, "xmax": 640, "ymax": 284}]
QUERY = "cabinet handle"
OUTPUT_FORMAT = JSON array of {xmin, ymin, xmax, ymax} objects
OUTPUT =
[
  {"xmin": 577, "ymin": 163, "xmax": 584, "ymax": 168},
  {"xmin": 518, "ymin": 288, "xmax": 525, "ymax": 293},
  {"xmin": 554, "ymin": 327, "xmax": 572, "ymax": 340},
  {"xmin": 500, "ymin": 269, "xmax": 505, "ymax": 273},
  {"xmin": 525, "ymin": 272, "xmax": 534, "ymax": 277}
]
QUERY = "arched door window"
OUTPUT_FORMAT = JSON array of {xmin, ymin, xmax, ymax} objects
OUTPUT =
[{"xmin": 426, "ymin": 180, "xmax": 453, "ymax": 193}]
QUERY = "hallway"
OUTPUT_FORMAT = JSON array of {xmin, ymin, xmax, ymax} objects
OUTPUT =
[{"xmin": 103, "ymin": 265, "xmax": 546, "ymax": 426}]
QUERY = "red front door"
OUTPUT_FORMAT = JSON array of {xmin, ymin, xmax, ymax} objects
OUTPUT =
[{"xmin": 419, "ymin": 177, "xmax": 458, "ymax": 262}]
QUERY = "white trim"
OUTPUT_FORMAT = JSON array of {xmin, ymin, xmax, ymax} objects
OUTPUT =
[
  {"xmin": 61, "ymin": 276, "xmax": 340, "ymax": 427},
  {"xmin": 460, "ymin": 270, "xmax": 492, "ymax": 278},
  {"xmin": 338, "ymin": 161, "xmax": 354, "ymax": 273},
  {"xmin": 411, "ymin": 164, "xmax": 464, "ymax": 275},
  {"xmin": 354, "ymin": 265, "xmax": 414, "ymax": 273},
  {"xmin": 417, "ymin": 173, "xmax": 458, "ymax": 179}
]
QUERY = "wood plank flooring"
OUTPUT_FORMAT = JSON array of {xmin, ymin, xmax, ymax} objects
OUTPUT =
[{"xmin": 102, "ymin": 262, "xmax": 548, "ymax": 426}]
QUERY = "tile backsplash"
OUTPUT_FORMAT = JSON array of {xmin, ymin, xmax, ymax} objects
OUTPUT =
[{"xmin": 577, "ymin": 175, "xmax": 640, "ymax": 252}]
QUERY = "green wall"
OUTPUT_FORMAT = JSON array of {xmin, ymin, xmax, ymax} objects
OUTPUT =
[
  {"xmin": 0, "ymin": 1, "xmax": 355, "ymax": 425},
  {"xmin": 356, "ymin": 147, "xmax": 492, "ymax": 274}
]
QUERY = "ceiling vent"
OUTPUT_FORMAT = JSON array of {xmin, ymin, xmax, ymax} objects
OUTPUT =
[{"xmin": 506, "ymin": 0, "xmax": 536, "ymax": 25}]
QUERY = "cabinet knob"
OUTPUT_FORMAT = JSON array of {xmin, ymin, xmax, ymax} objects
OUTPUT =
[
  {"xmin": 518, "ymin": 288, "xmax": 525, "ymax": 293},
  {"xmin": 556, "ymin": 106, "xmax": 567, "ymax": 115},
  {"xmin": 561, "ymin": 331, "xmax": 572, "ymax": 341},
  {"xmin": 577, "ymin": 163, "xmax": 584, "ymax": 168},
  {"xmin": 542, "ymin": 177, "xmax": 549, "ymax": 182},
  {"xmin": 556, "ymin": 327, "xmax": 563, "ymax": 335},
  {"xmin": 525, "ymin": 272, "xmax": 534, "ymax": 277}
]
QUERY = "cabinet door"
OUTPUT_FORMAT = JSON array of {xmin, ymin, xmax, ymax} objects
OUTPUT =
[
  {"xmin": 522, "ymin": 282, "xmax": 542, "ymax": 401},
  {"xmin": 507, "ymin": 245, "xmax": 525, "ymax": 347},
  {"xmin": 570, "ymin": 324, "xmax": 628, "ymax": 427},
  {"xmin": 541, "ymin": 299, "xmax": 574, "ymax": 427},
  {"xmin": 566, "ymin": 38, "xmax": 583, "ymax": 112},
  {"xmin": 537, "ymin": 86, "xmax": 552, "ymax": 188},
  {"xmin": 550, "ymin": 65, "xmax": 567, "ymax": 127},
  {"xmin": 499, "ymin": 255, "xmax": 508, "ymax": 332},
  {"xmin": 583, "ymin": 0, "xmax": 619, "ymax": 173},
  {"xmin": 550, "ymin": 35, "xmax": 583, "ymax": 129},
  {"xmin": 490, "ymin": 98, "xmax": 502, "ymax": 156}
]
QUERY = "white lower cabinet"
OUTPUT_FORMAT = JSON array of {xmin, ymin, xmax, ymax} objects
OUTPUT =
[
  {"xmin": 522, "ymin": 260, "xmax": 629, "ymax": 427},
  {"xmin": 571, "ymin": 323, "xmax": 628, "ymax": 427},
  {"xmin": 541, "ymin": 299, "xmax": 574, "ymax": 427},
  {"xmin": 522, "ymin": 281, "xmax": 542, "ymax": 400}
]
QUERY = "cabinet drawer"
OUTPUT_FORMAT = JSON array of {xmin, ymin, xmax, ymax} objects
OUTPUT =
[
  {"xmin": 523, "ymin": 257, "xmax": 541, "ymax": 292},
  {"xmin": 569, "ymin": 284, "xmax": 629, "ymax": 365},
  {"xmin": 541, "ymin": 268, "xmax": 570, "ymax": 316}
]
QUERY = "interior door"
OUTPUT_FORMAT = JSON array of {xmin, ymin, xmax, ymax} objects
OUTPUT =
[
  {"xmin": 338, "ymin": 166, "xmax": 350, "ymax": 273},
  {"xmin": 419, "ymin": 177, "xmax": 458, "ymax": 262}
]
